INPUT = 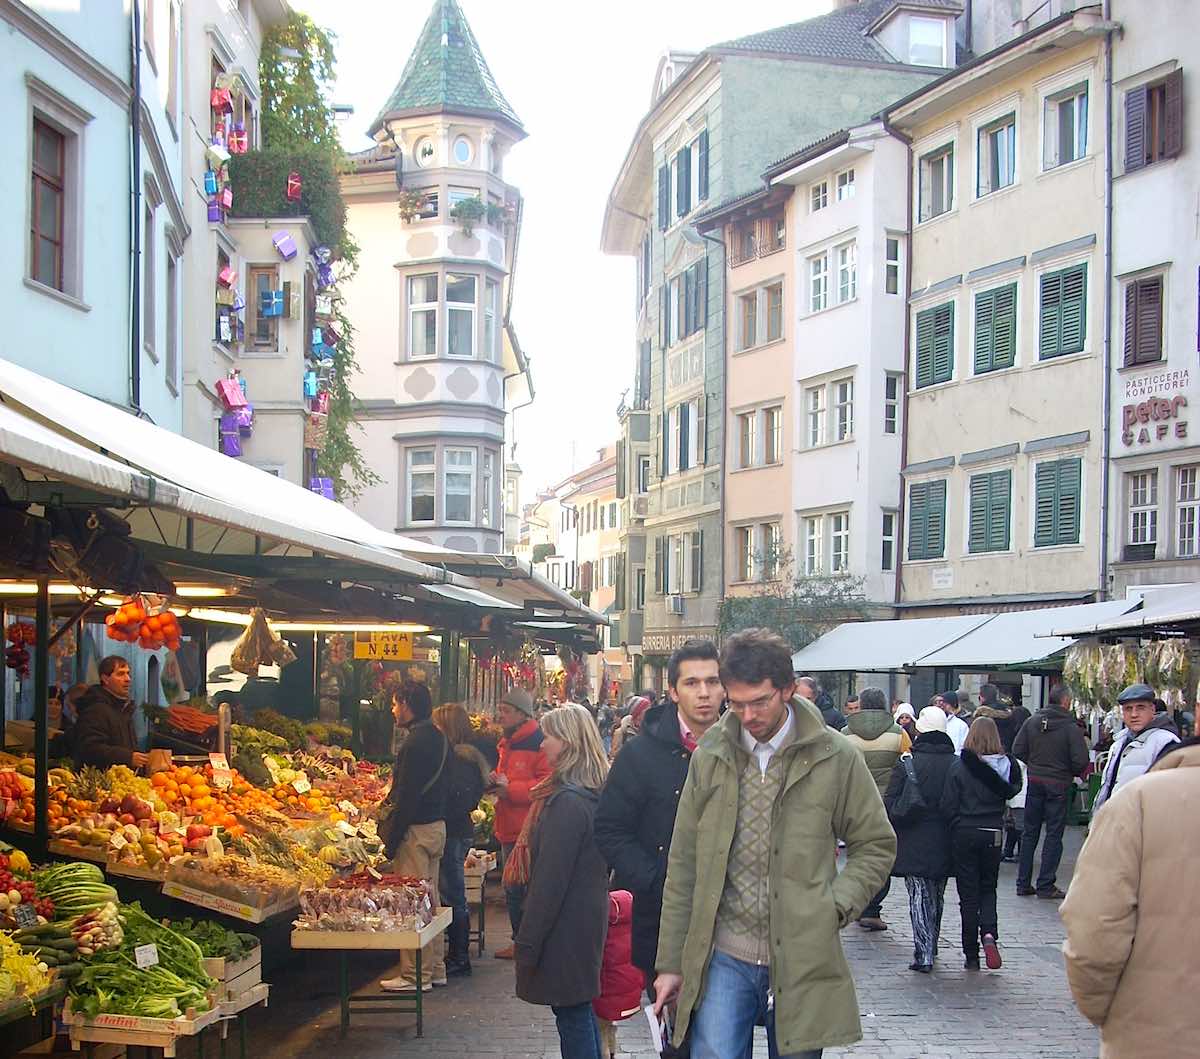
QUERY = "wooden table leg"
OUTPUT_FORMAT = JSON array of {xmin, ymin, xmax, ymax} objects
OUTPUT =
[
  {"xmin": 478, "ymin": 877, "xmax": 486, "ymax": 956},
  {"xmin": 239, "ymin": 1010, "xmax": 248, "ymax": 1059},
  {"xmin": 415, "ymin": 944, "xmax": 423, "ymax": 1038},
  {"xmin": 339, "ymin": 950, "xmax": 350, "ymax": 1037}
]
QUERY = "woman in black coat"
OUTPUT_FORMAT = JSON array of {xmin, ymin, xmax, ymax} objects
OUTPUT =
[
  {"xmin": 940, "ymin": 716, "xmax": 1023, "ymax": 972},
  {"xmin": 510, "ymin": 705, "xmax": 610, "ymax": 1059},
  {"xmin": 883, "ymin": 706, "xmax": 957, "ymax": 972}
]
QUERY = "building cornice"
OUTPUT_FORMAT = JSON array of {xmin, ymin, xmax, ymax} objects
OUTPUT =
[{"xmin": 139, "ymin": 101, "xmax": 190, "ymax": 243}]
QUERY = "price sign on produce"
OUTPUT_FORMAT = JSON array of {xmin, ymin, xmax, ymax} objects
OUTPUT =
[
  {"xmin": 353, "ymin": 631, "xmax": 414, "ymax": 660},
  {"xmin": 12, "ymin": 903, "xmax": 37, "ymax": 929},
  {"xmin": 209, "ymin": 753, "xmax": 229, "ymax": 770},
  {"xmin": 292, "ymin": 776, "xmax": 311, "ymax": 794},
  {"xmin": 158, "ymin": 811, "xmax": 180, "ymax": 835},
  {"xmin": 337, "ymin": 799, "xmax": 358, "ymax": 817},
  {"xmin": 134, "ymin": 943, "xmax": 159, "ymax": 969},
  {"xmin": 211, "ymin": 767, "xmax": 233, "ymax": 790}
]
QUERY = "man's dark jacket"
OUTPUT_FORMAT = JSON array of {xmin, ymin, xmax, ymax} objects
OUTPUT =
[
  {"xmin": 73, "ymin": 686, "xmax": 137, "ymax": 769},
  {"xmin": 1013, "ymin": 706, "xmax": 1088, "ymax": 785},
  {"xmin": 385, "ymin": 718, "xmax": 449, "ymax": 855},
  {"xmin": 594, "ymin": 700, "xmax": 693, "ymax": 972}
]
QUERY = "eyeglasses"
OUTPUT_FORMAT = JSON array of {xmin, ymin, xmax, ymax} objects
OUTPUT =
[{"xmin": 726, "ymin": 689, "xmax": 781, "ymax": 715}]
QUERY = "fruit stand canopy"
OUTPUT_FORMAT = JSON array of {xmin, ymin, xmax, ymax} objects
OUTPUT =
[
  {"xmin": 792, "ymin": 599, "xmax": 1140, "ymax": 674},
  {"xmin": 1042, "ymin": 585, "xmax": 1200, "ymax": 638}
]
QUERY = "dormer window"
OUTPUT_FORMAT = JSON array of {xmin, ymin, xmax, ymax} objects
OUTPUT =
[{"xmin": 908, "ymin": 16, "xmax": 947, "ymax": 67}]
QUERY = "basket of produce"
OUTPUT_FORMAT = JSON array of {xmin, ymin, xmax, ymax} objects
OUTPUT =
[{"xmin": 294, "ymin": 873, "xmax": 434, "ymax": 933}]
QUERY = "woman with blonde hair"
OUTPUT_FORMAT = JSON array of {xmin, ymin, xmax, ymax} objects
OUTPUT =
[
  {"xmin": 432, "ymin": 703, "xmax": 491, "ymax": 978},
  {"xmin": 508, "ymin": 704, "xmax": 610, "ymax": 1058}
]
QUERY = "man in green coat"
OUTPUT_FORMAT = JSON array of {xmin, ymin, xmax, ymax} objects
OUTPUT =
[{"xmin": 653, "ymin": 629, "xmax": 895, "ymax": 1058}]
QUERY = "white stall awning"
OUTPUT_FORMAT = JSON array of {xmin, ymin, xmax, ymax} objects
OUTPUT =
[
  {"xmin": 1044, "ymin": 584, "xmax": 1200, "ymax": 637},
  {"xmin": 792, "ymin": 614, "xmax": 992, "ymax": 673}
]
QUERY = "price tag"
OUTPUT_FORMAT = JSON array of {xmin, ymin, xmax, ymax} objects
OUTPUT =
[
  {"xmin": 211, "ymin": 768, "xmax": 233, "ymax": 790},
  {"xmin": 12, "ymin": 903, "xmax": 37, "ymax": 930},
  {"xmin": 204, "ymin": 835, "xmax": 225, "ymax": 860},
  {"xmin": 134, "ymin": 943, "xmax": 159, "ymax": 969},
  {"xmin": 158, "ymin": 811, "xmax": 180, "ymax": 835},
  {"xmin": 335, "ymin": 820, "xmax": 357, "ymax": 836},
  {"xmin": 337, "ymin": 799, "xmax": 358, "ymax": 817},
  {"xmin": 109, "ymin": 833, "xmax": 128, "ymax": 851},
  {"xmin": 292, "ymin": 776, "xmax": 311, "ymax": 794},
  {"xmin": 208, "ymin": 753, "xmax": 230, "ymax": 771}
]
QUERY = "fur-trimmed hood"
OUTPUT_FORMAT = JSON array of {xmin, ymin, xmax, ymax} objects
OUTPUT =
[{"xmin": 974, "ymin": 703, "xmax": 1013, "ymax": 722}]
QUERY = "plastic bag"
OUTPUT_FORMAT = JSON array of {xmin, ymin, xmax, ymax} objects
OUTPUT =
[{"xmin": 230, "ymin": 608, "xmax": 297, "ymax": 675}]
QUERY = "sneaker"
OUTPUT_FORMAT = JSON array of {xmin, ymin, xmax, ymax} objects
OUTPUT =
[
  {"xmin": 380, "ymin": 976, "xmax": 432, "ymax": 993},
  {"xmin": 857, "ymin": 917, "xmax": 888, "ymax": 932},
  {"xmin": 964, "ymin": 956, "xmax": 980, "ymax": 971},
  {"xmin": 1016, "ymin": 886, "xmax": 1036, "ymax": 896},
  {"xmin": 494, "ymin": 945, "xmax": 515, "ymax": 959},
  {"xmin": 1037, "ymin": 887, "xmax": 1067, "ymax": 900},
  {"xmin": 982, "ymin": 934, "xmax": 1002, "ymax": 970},
  {"xmin": 431, "ymin": 974, "xmax": 449, "ymax": 987}
]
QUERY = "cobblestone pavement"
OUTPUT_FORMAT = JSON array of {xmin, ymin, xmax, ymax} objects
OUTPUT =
[{"xmin": 245, "ymin": 827, "xmax": 1098, "ymax": 1058}]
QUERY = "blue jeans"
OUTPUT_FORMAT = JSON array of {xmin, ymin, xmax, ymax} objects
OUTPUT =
[
  {"xmin": 551, "ymin": 1001, "xmax": 602, "ymax": 1059},
  {"xmin": 1017, "ymin": 781, "xmax": 1069, "ymax": 893},
  {"xmin": 500, "ymin": 841, "xmax": 526, "ymax": 935},
  {"xmin": 439, "ymin": 835, "xmax": 470, "ymax": 951},
  {"xmin": 691, "ymin": 949, "xmax": 823, "ymax": 1059}
]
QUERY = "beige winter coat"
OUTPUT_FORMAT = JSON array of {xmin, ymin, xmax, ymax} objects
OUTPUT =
[{"xmin": 1060, "ymin": 740, "xmax": 1200, "ymax": 1058}]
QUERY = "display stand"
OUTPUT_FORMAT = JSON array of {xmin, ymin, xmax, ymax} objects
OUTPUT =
[
  {"xmin": 217, "ymin": 982, "xmax": 269, "ymax": 1059},
  {"xmin": 161, "ymin": 880, "xmax": 297, "ymax": 924},
  {"xmin": 65, "ymin": 1000, "xmax": 220, "ymax": 1058},
  {"xmin": 291, "ymin": 907, "xmax": 451, "ymax": 1038},
  {"xmin": 464, "ymin": 853, "xmax": 496, "ymax": 956}
]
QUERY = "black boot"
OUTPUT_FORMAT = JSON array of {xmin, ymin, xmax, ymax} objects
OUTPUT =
[{"xmin": 446, "ymin": 917, "xmax": 472, "ymax": 977}]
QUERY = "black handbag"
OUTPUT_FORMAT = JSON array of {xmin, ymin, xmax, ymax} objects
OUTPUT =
[{"xmin": 890, "ymin": 753, "xmax": 927, "ymax": 825}]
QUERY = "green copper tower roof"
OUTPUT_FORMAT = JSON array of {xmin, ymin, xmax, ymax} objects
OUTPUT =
[{"xmin": 369, "ymin": 0, "xmax": 523, "ymax": 136}]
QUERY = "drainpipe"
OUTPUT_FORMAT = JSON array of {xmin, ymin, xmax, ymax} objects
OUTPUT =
[
  {"xmin": 1098, "ymin": 1, "xmax": 1114, "ymax": 601},
  {"xmin": 129, "ymin": 0, "xmax": 143, "ymax": 411},
  {"xmin": 696, "ymin": 229, "xmax": 727, "ymax": 632}
]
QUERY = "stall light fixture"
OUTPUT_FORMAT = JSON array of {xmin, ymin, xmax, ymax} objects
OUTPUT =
[
  {"xmin": 179, "ymin": 607, "xmax": 431, "ymax": 634},
  {"xmin": 0, "ymin": 582, "xmax": 111, "ymax": 596},
  {"xmin": 174, "ymin": 585, "xmax": 234, "ymax": 598}
]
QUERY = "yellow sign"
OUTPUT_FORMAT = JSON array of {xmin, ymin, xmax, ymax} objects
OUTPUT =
[{"xmin": 353, "ymin": 631, "xmax": 414, "ymax": 660}]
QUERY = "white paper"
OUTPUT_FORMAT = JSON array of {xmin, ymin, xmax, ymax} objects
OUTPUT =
[
  {"xmin": 135, "ymin": 943, "xmax": 159, "ymax": 969},
  {"xmin": 292, "ymin": 776, "xmax": 311, "ymax": 794},
  {"xmin": 644, "ymin": 1005, "xmax": 665, "ymax": 1054}
]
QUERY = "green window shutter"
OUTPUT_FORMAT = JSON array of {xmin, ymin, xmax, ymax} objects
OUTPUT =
[
  {"xmin": 974, "ymin": 288, "xmax": 996, "ymax": 374},
  {"xmin": 698, "ymin": 129, "xmax": 710, "ymax": 201},
  {"xmin": 915, "ymin": 308, "xmax": 936, "ymax": 388},
  {"xmin": 1059, "ymin": 264, "xmax": 1086, "ymax": 355},
  {"xmin": 658, "ymin": 165, "xmax": 670, "ymax": 230},
  {"xmin": 676, "ymin": 147, "xmax": 691, "ymax": 217},
  {"xmin": 992, "ymin": 283, "xmax": 1017, "ymax": 368},
  {"xmin": 1040, "ymin": 269, "xmax": 1063, "ymax": 358},
  {"xmin": 968, "ymin": 475, "xmax": 989, "ymax": 553},
  {"xmin": 927, "ymin": 480, "xmax": 947, "ymax": 558},
  {"xmin": 988, "ymin": 470, "xmax": 1011, "ymax": 551},
  {"xmin": 1034, "ymin": 462, "xmax": 1059, "ymax": 547},
  {"xmin": 907, "ymin": 482, "xmax": 928, "ymax": 560},
  {"xmin": 1057, "ymin": 458, "xmax": 1082, "ymax": 545},
  {"xmin": 932, "ymin": 303, "xmax": 955, "ymax": 383}
]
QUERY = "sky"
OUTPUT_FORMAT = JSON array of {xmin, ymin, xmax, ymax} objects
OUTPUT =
[{"xmin": 293, "ymin": 0, "xmax": 829, "ymax": 505}]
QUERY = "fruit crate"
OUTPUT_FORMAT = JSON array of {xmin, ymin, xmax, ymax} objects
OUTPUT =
[{"xmin": 202, "ymin": 944, "xmax": 262, "ymax": 1000}]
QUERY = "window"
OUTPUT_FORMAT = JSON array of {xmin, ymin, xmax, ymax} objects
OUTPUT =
[
  {"xmin": 666, "ymin": 406, "xmax": 680, "ymax": 475},
  {"xmin": 735, "ymin": 526, "xmax": 754, "ymax": 582},
  {"xmin": 634, "ymin": 568, "xmax": 646, "ymax": 610},
  {"xmin": 805, "ymin": 386, "xmax": 825, "ymax": 447},
  {"xmin": 453, "ymin": 136, "xmax": 472, "ymax": 165},
  {"xmin": 908, "ymin": 15, "xmax": 946, "ymax": 66},
  {"xmin": 30, "ymin": 118, "xmax": 65, "ymax": 290},
  {"xmin": 908, "ymin": 479, "xmax": 947, "ymax": 560},
  {"xmin": 915, "ymin": 302, "xmax": 955, "ymax": 387},
  {"xmin": 444, "ymin": 449, "xmax": 475, "ymax": 523},
  {"xmin": 1128, "ymin": 470, "xmax": 1158, "ymax": 546},
  {"xmin": 830, "ymin": 512, "xmax": 850, "ymax": 573},
  {"xmin": 414, "ymin": 137, "xmax": 435, "ymax": 167},
  {"xmin": 968, "ymin": 469, "xmax": 1012, "ymax": 553},
  {"xmin": 1123, "ymin": 274, "xmax": 1163, "ymax": 366},
  {"xmin": 482, "ymin": 452, "xmax": 495, "ymax": 528},
  {"xmin": 834, "ymin": 379, "xmax": 854, "ymax": 441},
  {"xmin": 973, "ymin": 282, "xmax": 1017, "ymax": 373},
  {"xmin": 766, "ymin": 282, "xmax": 783, "ymax": 342},
  {"xmin": 234, "ymin": 90, "xmax": 256, "ymax": 152},
  {"xmin": 885, "ymin": 237, "xmax": 901, "ymax": 295},
  {"xmin": 737, "ymin": 291, "xmax": 757, "ymax": 351},
  {"xmin": 836, "ymin": 242, "xmax": 857, "ymax": 303},
  {"xmin": 408, "ymin": 449, "xmax": 435, "ymax": 522},
  {"xmin": 637, "ymin": 455, "xmax": 651, "ymax": 494},
  {"xmin": 662, "ymin": 260, "xmax": 706, "ymax": 347},
  {"xmin": 919, "ymin": 144, "xmax": 954, "ymax": 221},
  {"xmin": 448, "ymin": 186, "xmax": 477, "ymax": 208},
  {"xmin": 732, "ymin": 222, "xmax": 757, "ymax": 266},
  {"xmin": 1178, "ymin": 467, "xmax": 1200, "ymax": 557},
  {"xmin": 1040, "ymin": 263, "xmax": 1087, "ymax": 359},
  {"xmin": 408, "ymin": 273, "xmax": 437, "ymax": 357},
  {"xmin": 1125, "ymin": 70, "xmax": 1183, "ymax": 172},
  {"xmin": 446, "ymin": 273, "xmax": 476, "ymax": 357},
  {"xmin": 735, "ymin": 281, "xmax": 781, "ymax": 350},
  {"xmin": 764, "ymin": 406, "xmax": 782, "ymax": 465},
  {"xmin": 143, "ymin": 199, "xmax": 156, "ymax": 353},
  {"xmin": 977, "ymin": 113, "xmax": 1016, "ymax": 196},
  {"xmin": 836, "ymin": 168, "xmax": 855, "ymax": 202},
  {"xmin": 763, "ymin": 523, "xmax": 781, "ymax": 580},
  {"xmin": 1034, "ymin": 458, "xmax": 1082, "ymax": 548},
  {"xmin": 809, "ymin": 253, "xmax": 828, "ymax": 312},
  {"xmin": 609, "ymin": 501, "xmax": 617, "ymax": 527},
  {"xmin": 803, "ymin": 516, "xmax": 823, "ymax": 576},
  {"xmin": 166, "ymin": 1, "xmax": 179, "ymax": 120},
  {"xmin": 248, "ymin": 264, "xmax": 279, "ymax": 350},
  {"xmin": 884, "ymin": 374, "xmax": 901, "ymax": 435},
  {"xmin": 662, "ymin": 531, "xmax": 702, "ymax": 593},
  {"xmin": 1044, "ymin": 83, "xmax": 1088, "ymax": 168},
  {"xmin": 737, "ymin": 411, "xmax": 756, "ymax": 468},
  {"xmin": 684, "ymin": 398, "xmax": 701, "ymax": 470},
  {"xmin": 762, "ymin": 214, "xmax": 786, "ymax": 254},
  {"xmin": 415, "ymin": 187, "xmax": 439, "ymax": 219},
  {"xmin": 810, "ymin": 180, "xmax": 828, "ymax": 212},
  {"xmin": 881, "ymin": 511, "xmax": 896, "ymax": 571},
  {"xmin": 484, "ymin": 278, "xmax": 499, "ymax": 361},
  {"xmin": 165, "ymin": 251, "xmax": 178, "ymax": 390}
]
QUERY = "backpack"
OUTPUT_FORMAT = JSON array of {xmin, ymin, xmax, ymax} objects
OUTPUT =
[{"xmin": 444, "ymin": 749, "xmax": 485, "ymax": 822}]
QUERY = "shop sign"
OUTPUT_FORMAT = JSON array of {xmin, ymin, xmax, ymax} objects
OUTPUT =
[
  {"xmin": 353, "ymin": 631, "xmax": 414, "ymax": 660},
  {"xmin": 1123, "ymin": 368, "xmax": 1190, "ymax": 400},
  {"xmin": 643, "ymin": 628, "xmax": 717, "ymax": 654},
  {"xmin": 1121, "ymin": 393, "xmax": 1188, "ymax": 446}
]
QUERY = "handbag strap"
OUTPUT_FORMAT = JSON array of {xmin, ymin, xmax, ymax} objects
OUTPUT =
[
  {"xmin": 420, "ymin": 733, "xmax": 449, "ymax": 796},
  {"xmin": 901, "ymin": 752, "xmax": 920, "ymax": 784}
]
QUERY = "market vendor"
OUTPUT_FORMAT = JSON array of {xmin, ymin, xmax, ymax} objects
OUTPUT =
[{"xmin": 73, "ymin": 656, "xmax": 148, "ymax": 770}]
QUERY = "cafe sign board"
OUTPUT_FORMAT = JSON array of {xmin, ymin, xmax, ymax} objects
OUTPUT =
[
  {"xmin": 1120, "ymin": 369, "xmax": 1191, "ymax": 448},
  {"xmin": 643, "ymin": 628, "xmax": 717, "ymax": 654},
  {"xmin": 353, "ymin": 631, "xmax": 414, "ymax": 660}
]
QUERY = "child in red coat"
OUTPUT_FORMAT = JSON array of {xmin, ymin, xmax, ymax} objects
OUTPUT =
[{"xmin": 593, "ymin": 889, "xmax": 643, "ymax": 1059}]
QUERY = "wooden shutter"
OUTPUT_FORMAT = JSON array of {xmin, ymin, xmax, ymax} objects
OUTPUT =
[
  {"xmin": 638, "ymin": 341, "xmax": 651, "ymax": 405},
  {"xmin": 1126, "ymin": 276, "xmax": 1164, "ymax": 364},
  {"xmin": 659, "ymin": 285, "xmax": 669, "ymax": 348},
  {"xmin": 691, "ymin": 530, "xmax": 703, "ymax": 592},
  {"xmin": 676, "ymin": 147, "xmax": 691, "ymax": 217},
  {"xmin": 1057, "ymin": 459, "xmax": 1081, "ymax": 545},
  {"xmin": 989, "ymin": 470, "xmax": 1011, "ymax": 551},
  {"xmin": 615, "ymin": 439, "xmax": 626, "ymax": 499},
  {"xmin": 696, "ymin": 395, "xmax": 707, "ymax": 465},
  {"xmin": 1124, "ymin": 84, "xmax": 1148, "ymax": 172},
  {"xmin": 679, "ymin": 402, "xmax": 690, "ymax": 471},
  {"xmin": 932, "ymin": 303, "xmax": 954, "ymax": 383},
  {"xmin": 1122, "ymin": 281, "xmax": 1138, "ymax": 365},
  {"xmin": 658, "ymin": 165, "xmax": 670, "ymax": 230},
  {"xmin": 653, "ymin": 537, "xmax": 664, "ymax": 594},
  {"xmin": 1040, "ymin": 269, "xmax": 1063, "ymax": 358},
  {"xmin": 926, "ymin": 479, "xmax": 947, "ymax": 559},
  {"xmin": 660, "ymin": 411, "xmax": 669, "ymax": 479},
  {"xmin": 974, "ymin": 288, "xmax": 996, "ymax": 374},
  {"xmin": 915, "ymin": 308, "xmax": 936, "ymax": 388},
  {"xmin": 1163, "ymin": 68, "xmax": 1183, "ymax": 159},
  {"xmin": 698, "ymin": 257, "xmax": 708, "ymax": 329},
  {"xmin": 698, "ymin": 129, "xmax": 710, "ymax": 201},
  {"xmin": 992, "ymin": 283, "xmax": 1017, "ymax": 368},
  {"xmin": 1059, "ymin": 265, "xmax": 1086, "ymax": 355},
  {"xmin": 907, "ymin": 482, "xmax": 928, "ymax": 560},
  {"xmin": 1033, "ymin": 462, "xmax": 1059, "ymax": 548},
  {"xmin": 683, "ymin": 266, "xmax": 696, "ymax": 337},
  {"xmin": 968, "ymin": 475, "xmax": 989, "ymax": 553},
  {"xmin": 614, "ymin": 554, "xmax": 626, "ymax": 611}
]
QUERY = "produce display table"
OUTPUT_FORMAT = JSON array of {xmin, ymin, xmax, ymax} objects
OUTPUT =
[
  {"xmin": 463, "ymin": 853, "xmax": 496, "ymax": 956},
  {"xmin": 65, "ymin": 1003, "xmax": 221, "ymax": 1058},
  {"xmin": 291, "ymin": 907, "xmax": 451, "ymax": 1038},
  {"xmin": 217, "ymin": 982, "xmax": 269, "ymax": 1059},
  {"xmin": 160, "ymin": 880, "xmax": 297, "ymax": 924},
  {"xmin": 0, "ymin": 981, "xmax": 66, "ymax": 1031}
]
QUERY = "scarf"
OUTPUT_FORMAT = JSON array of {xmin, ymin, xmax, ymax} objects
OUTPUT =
[{"xmin": 501, "ymin": 774, "xmax": 557, "ymax": 888}]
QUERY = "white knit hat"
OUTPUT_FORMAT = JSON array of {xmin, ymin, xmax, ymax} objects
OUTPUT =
[
  {"xmin": 916, "ymin": 705, "xmax": 948, "ymax": 733},
  {"xmin": 894, "ymin": 702, "xmax": 916, "ymax": 721}
]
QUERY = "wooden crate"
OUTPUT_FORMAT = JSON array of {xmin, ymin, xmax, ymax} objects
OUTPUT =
[
  {"xmin": 202, "ymin": 945, "xmax": 262, "ymax": 1000},
  {"xmin": 291, "ymin": 907, "xmax": 451, "ymax": 951},
  {"xmin": 65, "ymin": 1002, "xmax": 219, "ymax": 1059}
]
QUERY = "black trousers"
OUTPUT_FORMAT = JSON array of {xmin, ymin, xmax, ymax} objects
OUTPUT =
[{"xmin": 952, "ymin": 827, "xmax": 1002, "ymax": 957}]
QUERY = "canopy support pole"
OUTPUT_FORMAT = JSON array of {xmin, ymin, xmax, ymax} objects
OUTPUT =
[{"xmin": 33, "ymin": 577, "xmax": 49, "ymax": 856}]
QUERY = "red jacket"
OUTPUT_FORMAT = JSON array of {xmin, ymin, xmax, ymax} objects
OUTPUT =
[
  {"xmin": 593, "ymin": 890, "xmax": 642, "ymax": 1022},
  {"xmin": 494, "ymin": 718, "xmax": 551, "ymax": 844}
]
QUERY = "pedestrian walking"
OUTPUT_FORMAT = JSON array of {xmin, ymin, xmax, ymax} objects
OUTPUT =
[
  {"xmin": 511, "ymin": 705, "xmax": 610, "ymax": 1059},
  {"xmin": 492, "ymin": 687, "xmax": 552, "ymax": 959},
  {"xmin": 596, "ymin": 699, "xmax": 616, "ymax": 756},
  {"xmin": 380, "ymin": 682, "xmax": 449, "ymax": 992},
  {"xmin": 941, "ymin": 717, "xmax": 1022, "ymax": 970},
  {"xmin": 1012, "ymin": 685, "xmax": 1088, "ymax": 899},
  {"xmin": 882, "ymin": 705, "xmax": 955, "ymax": 973},
  {"xmin": 974, "ymin": 682, "xmax": 1030, "ymax": 754},
  {"xmin": 432, "ymin": 703, "xmax": 490, "ymax": 978},
  {"xmin": 843, "ymin": 686, "xmax": 911, "ymax": 932},
  {"xmin": 797, "ymin": 675, "xmax": 845, "ymax": 730},
  {"xmin": 940, "ymin": 691, "xmax": 970, "ymax": 754},
  {"xmin": 652, "ymin": 629, "xmax": 895, "ymax": 1059},
  {"xmin": 1090, "ymin": 683, "xmax": 1180, "ymax": 815},
  {"xmin": 1001, "ymin": 755, "xmax": 1028, "ymax": 862},
  {"xmin": 1061, "ymin": 739, "xmax": 1200, "ymax": 1058}
]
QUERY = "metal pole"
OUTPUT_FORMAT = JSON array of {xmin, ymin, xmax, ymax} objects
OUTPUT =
[
  {"xmin": 33, "ymin": 578, "xmax": 50, "ymax": 854},
  {"xmin": 439, "ymin": 631, "xmax": 452, "ymax": 705},
  {"xmin": 0, "ymin": 602, "xmax": 6, "ymax": 750}
]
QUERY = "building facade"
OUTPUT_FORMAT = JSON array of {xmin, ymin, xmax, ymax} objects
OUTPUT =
[
  {"xmin": 603, "ymin": 0, "xmax": 954, "ymax": 686},
  {"xmin": 888, "ymin": 7, "xmax": 1112, "ymax": 616},
  {"xmin": 338, "ymin": 0, "xmax": 532, "ymax": 552},
  {"xmin": 1106, "ymin": 0, "xmax": 1197, "ymax": 597}
]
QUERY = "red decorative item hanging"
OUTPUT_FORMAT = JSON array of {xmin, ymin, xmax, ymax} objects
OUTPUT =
[
  {"xmin": 286, "ymin": 171, "xmax": 302, "ymax": 203},
  {"xmin": 210, "ymin": 87, "xmax": 233, "ymax": 112},
  {"xmin": 4, "ymin": 622, "xmax": 35, "ymax": 679}
]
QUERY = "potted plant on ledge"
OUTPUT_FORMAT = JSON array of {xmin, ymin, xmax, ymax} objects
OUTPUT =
[
  {"xmin": 449, "ymin": 195, "xmax": 487, "ymax": 235},
  {"xmin": 398, "ymin": 188, "xmax": 428, "ymax": 223}
]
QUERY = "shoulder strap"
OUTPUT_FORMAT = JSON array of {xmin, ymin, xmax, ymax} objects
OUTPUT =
[
  {"xmin": 421, "ymin": 733, "xmax": 449, "ymax": 796},
  {"xmin": 901, "ymin": 753, "xmax": 920, "ymax": 784}
]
